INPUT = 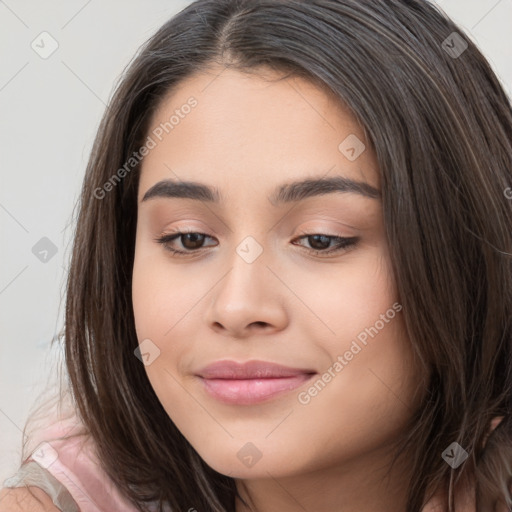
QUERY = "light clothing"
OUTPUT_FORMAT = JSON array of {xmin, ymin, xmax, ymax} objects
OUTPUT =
[{"xmin": 2, "ymin": 411, "xmax": 160, "ymax": 512}]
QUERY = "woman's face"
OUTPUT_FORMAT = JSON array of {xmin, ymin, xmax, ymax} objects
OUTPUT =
[{"xmin": 132, "ymin": 65, "xmax": 424, "ymax": 483}]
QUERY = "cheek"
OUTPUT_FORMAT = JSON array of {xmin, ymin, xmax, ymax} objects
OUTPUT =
[
  {"xmin": 285, "ymin": 244, "xmax": 398, "ymax": 340},
  {"xmin": 131, "ymin": 251, "xmax": 201, "ymax": 433},
  {"xmin": 289, "ymin": 247, "xmax": 417, "ymax": 431},
  {"xmin": 131, "ymin": 246, "xmax": 209, "ymax": 403},
  {"xmin": 131, "ymin": 245, "xmax": 204, "ymax": 342}
]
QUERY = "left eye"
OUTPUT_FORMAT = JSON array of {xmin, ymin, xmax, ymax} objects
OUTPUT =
[
  {"xmin": 154, "ymin": 231, "xmax": 359, "ymax": 257},
  {"xmin": 292, "ymin": 233, "xmax": 359, "ymax": 255}
]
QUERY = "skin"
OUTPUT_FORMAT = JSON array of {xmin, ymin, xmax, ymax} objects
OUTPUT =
[
  {"xmin": 0, "ymin": 486, "xmax": 61, "ymax": 511},
  {"xmin": 132, "ymin": 64, "xmax": 429, "ymax": 512}
]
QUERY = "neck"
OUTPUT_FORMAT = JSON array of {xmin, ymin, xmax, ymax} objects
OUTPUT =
[{"xmin": 234, "ymin": 442, "xmax": 413, "ymax": 512}]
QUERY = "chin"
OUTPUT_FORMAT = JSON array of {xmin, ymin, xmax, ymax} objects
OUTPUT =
[{"xmin": 191, "ymin": 438, "xmax": 308, "ymax": 480}]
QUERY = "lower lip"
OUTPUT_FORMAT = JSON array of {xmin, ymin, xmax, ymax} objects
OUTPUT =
[{"xmin": 199, "ymin": 374, "xmax": 316, "ymax": 405}]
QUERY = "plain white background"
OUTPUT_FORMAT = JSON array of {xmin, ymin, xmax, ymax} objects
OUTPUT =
[{"xmin": 1, "ymin": 0, "xmax": 511, "ymax": 483}]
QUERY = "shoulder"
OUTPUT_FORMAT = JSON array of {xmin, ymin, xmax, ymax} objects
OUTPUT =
[{"xmin": 0, "ymin": 486, "xmax": 61, "ymax": 512}]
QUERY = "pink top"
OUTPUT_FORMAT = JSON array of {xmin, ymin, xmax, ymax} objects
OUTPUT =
[{"xmin": 3, "ymin": 410, "xmax": 163, "ymax": 512}]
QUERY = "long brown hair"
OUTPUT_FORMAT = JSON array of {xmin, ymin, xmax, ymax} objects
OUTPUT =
[{"xmin": 32, "ymin": 0, "xmax": 512, "ymax": 510}]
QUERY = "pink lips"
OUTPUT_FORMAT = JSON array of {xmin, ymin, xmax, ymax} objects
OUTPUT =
[{"xmin": 196, "ymin": 360, "xmax": 316, "ymax": 405}]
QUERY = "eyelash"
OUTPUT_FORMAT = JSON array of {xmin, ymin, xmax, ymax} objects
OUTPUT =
[{"xmin": 154, "ymin": 229, "xmax": 359, "ymax": 258}]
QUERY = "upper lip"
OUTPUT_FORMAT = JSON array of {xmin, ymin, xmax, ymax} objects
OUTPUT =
[{"xmin": 196, "ymin": 360, "xmax": 317, "ymax": 379}]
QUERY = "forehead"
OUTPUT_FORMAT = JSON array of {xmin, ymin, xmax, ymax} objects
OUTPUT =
[{"xmin": 138, "ymin": 65, "xmax": 379, "ymax": 203}]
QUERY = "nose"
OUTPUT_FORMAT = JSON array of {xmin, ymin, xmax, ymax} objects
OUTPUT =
[{"xmin": 204, "ymin": 243, "xmax": 289, "ymax": 339}]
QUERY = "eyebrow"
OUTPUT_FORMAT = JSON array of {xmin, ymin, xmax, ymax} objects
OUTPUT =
[{"xmin": 141, "ymin": 175, "xmax": 381, "ymax": 205}]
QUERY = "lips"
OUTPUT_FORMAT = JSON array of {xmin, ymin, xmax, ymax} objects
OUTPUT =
[{"xmin": 195, "ymin": 360, "xmax": 317, "ymax": 405}]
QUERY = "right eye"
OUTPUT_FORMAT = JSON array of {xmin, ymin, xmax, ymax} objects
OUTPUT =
[{"xmin": 154, "ymin": 230, "xmax": 218, "ymax": 256}]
